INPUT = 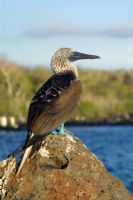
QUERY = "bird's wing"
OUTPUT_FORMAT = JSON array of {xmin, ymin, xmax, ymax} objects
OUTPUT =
[{"xmin": 26, "ymin": 71, "xmax": 81, "ymax": 140}]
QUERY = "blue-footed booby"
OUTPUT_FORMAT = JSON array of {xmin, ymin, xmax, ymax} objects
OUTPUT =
[{"xmin": 17, "ymin": 48, "xmax": 100, "ymax": 174}]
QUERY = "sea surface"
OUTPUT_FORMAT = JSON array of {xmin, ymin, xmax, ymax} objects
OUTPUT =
[{"xmin": 0, "ymin": 125, "xmax": 133, "ymax": 193}]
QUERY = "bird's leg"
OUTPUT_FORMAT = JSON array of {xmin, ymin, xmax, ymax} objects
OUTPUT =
[
  {"xmin": 52, "ymin": 123, "xmax": 65, "ymax": 135},
  {"xmin": 58, "ymin": 123, "xmax": 64, "ymax": 134}
]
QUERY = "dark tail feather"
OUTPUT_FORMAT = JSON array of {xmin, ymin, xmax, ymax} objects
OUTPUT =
[
  {"xmin": 24, "ymin": 134, "xmax": 45, "ymax": 148},
  {"xmin": 16, "ymin": 133, "xmax": 47, "ymax": 174},
  {"xmin": 8, "ymin": 135, "xmax": 44, "ymax": 158}
]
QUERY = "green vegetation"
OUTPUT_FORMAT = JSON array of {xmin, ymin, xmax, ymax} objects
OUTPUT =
[{"xmin": 0, "ymin": 60, "xmax": 133, "ymax": 123}]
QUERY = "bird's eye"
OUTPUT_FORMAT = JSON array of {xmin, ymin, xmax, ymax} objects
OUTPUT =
[{"xmin": 71, "ymin": 51, "xmax": 78, "ymax": 56}]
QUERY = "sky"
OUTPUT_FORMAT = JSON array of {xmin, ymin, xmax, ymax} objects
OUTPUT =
[{"xmin": 0, "ymin": 0, "xmax": 133, "ymax": 70}]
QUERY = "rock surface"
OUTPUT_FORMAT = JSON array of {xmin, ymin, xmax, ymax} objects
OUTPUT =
[{"xmin": 0, "ymin": 131, "xmax": 133, "ymax": 200}]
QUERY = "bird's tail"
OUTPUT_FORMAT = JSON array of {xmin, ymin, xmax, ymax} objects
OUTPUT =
[
  {"xmin": 16, "ymin": 132, "xmax": 34, "ymax": 175},
  {"xmin": 16, "ymin": 144, "xmax": 33, "ymax": 175},
  {"xmin": 16, "ymin": 133, "xmax": 45, "ymax": 175}
]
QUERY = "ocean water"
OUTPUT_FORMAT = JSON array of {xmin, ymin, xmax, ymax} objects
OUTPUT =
[{"xmin": 0, "ymin": 125, "xmax": 133, "ymax": 193}]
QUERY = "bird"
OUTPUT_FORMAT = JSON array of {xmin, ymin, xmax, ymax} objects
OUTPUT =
[{"xmin": 16, "ymin": 48, "xmax": 100, "ymax": 174}]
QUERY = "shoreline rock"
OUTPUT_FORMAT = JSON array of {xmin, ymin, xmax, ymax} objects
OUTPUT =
[{"xmin": 0, "ymin": 131, "xmax": 133, "ymax": 200}]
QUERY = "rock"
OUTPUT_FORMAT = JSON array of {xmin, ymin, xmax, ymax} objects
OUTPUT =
[{"xmin": 0, "ymin": 131, "xmax": 133, "ymax": 200}]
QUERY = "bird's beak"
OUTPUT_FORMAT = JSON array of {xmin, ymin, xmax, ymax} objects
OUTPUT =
[{"xmin": 69, "ymin": 51, "xmax": 100, "ymax": 62}]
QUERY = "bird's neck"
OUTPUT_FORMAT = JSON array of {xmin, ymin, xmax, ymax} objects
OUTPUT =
[
  {"xmin": 69, "ymin": 63, "xmax": 78, "ymax": 78},
  {"xmin": 51, "ymin": 58, "xmax": 78, "ymax": 78}
]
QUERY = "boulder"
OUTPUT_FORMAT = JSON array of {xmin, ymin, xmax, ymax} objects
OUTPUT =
[{"xmin": 0, "ymin": 131, "xmax": 133, "ymax": 200}]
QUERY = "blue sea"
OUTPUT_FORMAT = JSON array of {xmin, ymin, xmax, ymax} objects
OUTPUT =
[{"xmin": 0, "ymin": 125, "xmax": 133, "ymax": 193}]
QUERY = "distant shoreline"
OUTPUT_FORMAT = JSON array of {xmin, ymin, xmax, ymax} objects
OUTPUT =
[
  {"xmin": 66, "ymin": 121, "xmax": 133, "ymax": 126},
  {"xmin": 66, "ymin": 121, "xmax": 133, "ymax": 127},
  {"xmin": 0, "ymin": 121, "xmax": 133, "ymax": 131}
]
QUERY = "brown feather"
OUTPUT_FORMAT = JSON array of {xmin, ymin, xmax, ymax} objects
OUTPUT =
[{"xmin": 30, "ymin": 79, "xmax": 82, "ymax": 136}]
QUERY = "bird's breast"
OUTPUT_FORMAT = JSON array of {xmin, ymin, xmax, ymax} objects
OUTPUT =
[{"xmin": 54, "ymin": 78, "xmax": 82, "ymax": 116}]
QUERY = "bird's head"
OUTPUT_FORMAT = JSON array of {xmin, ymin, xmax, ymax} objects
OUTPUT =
[{"xmin": 51, "ymin": 48, "xmax": 100, "ymax": 77}]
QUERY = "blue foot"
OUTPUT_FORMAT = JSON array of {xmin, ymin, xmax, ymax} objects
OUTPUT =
[
  {"xmin": 52, "ymin": 123, "xmax": 65, "ymax": 135},
  {"xmin": 59, "ymin": 123, "xmax": 64, "ymax": 134}
]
